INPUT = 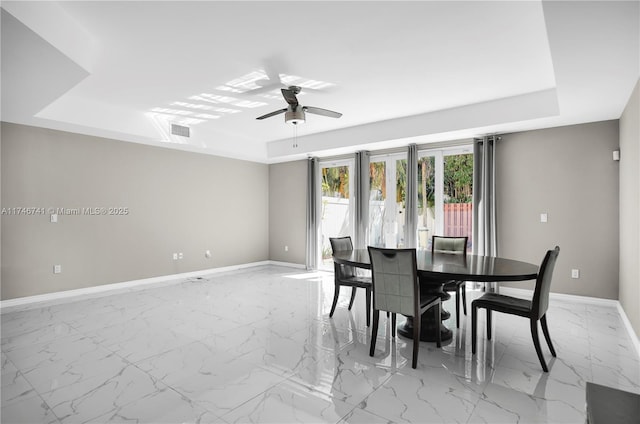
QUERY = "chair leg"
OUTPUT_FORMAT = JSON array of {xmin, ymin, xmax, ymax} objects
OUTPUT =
[
  {"xmin": 391, "ymin": 313, "xmax": 396, "ymax": 338},
  {"xmin": 365, "ymin": 288, "xmax": 371, "ymax": 327},
  {"xmin": 347, "ymin": 287, "xmax": 357, "ymax": 310},
  {"xmin": 461, "ymin": 283, "xmax": 467, "ymax": 315},
  {"xmin": 455, "ymin": 286, "xmax": 461, "ymax": 328},
  {"xmin": 412, "ymin": 312, "xmax": 420, "ymax": 369},
  {"xmin": 471, "ymin": 303, "xmax": 478, "ymax": 354},
  {"xmin": 540, "ymin": 315, "xmax": 557, "ymax": 357},
  {"xmin": 435, "ymin": 303, "xmax": 442, "ymax": 348},
  {"xmin": 486, "ymin": 309, "xmax": 492, "ymax": 340},
  {"xmin": 329, "ymin": 284, "xmax": 340, "ymax": 318},
  {"xmin": 531, "ymin": 319, "xmax": 549, "ymax": 372},
  {"xmin": 370, "ymin": 310, "xmax": 380, "ymax": 357}
]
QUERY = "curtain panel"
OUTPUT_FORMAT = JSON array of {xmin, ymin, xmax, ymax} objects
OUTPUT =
[
  {"xmin": 473, "ymin": 136, "xmax": 499, "ymax": 290},
  {"xmin": 472, "ymin": 136, "xmax": 498, "ymax": 256},
  {"xmin": 306, "ymin": 157, "xmax": 319, "ymax": 270},
  {"xmin": 354, "ymin": 151, "xmax": 370, "ymax": 249},
  {"xmin": 405, "ymin": 144, "xmax": 418, "ymax": 248}
]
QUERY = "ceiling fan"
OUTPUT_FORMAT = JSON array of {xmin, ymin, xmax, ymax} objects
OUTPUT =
[{"xmin": 256, "ymin": 86, "xmax": 342, "ymax": 124}]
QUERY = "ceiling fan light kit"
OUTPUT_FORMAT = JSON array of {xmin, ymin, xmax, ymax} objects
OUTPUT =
[{"xmin": 285, "ymin": 108, "xmax": 305, "ymax": 124}]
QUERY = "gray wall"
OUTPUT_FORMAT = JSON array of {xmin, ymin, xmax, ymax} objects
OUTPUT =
[
  {"xmin": 619, "ymin": 78, "xmax": 640, "ymax": 338},
  {"xmin": 497, "ymin": 121, "xmax": 620, "ymax": 299},
  {"xmin": 268, "ymin": 160, "xmax": 306, "ymax": 265},
  {"xmin": 1, "ymin": 122, "xmax": 269, "ymax": 300}
]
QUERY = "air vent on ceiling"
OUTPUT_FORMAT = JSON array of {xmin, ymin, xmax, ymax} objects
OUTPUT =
[{"xmin": 171, "ymin": 123, "xmax": 190, "ymax": 137}]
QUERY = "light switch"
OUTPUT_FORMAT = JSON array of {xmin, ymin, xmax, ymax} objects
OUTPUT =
[
  {"xmin": 540, "ymin": 213, "xmax": 548, "ymax": 223},
  {"xmin": 50, "ymin": 214, "xmax": 58, "ymax": 223},
  {"xmin": 571, "ymin": 269, "xmax": 580, "ymax": 279}
]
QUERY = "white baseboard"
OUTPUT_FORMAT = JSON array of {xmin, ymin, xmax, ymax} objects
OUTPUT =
[
  {"xmin": 498, "ymin": 286, "xmax": 619, "ymax": 307},
  {"xmin": 498, "ymin": 286, "xmax": 639, "ymax": 358},
  {"xmin": 268, "ymin": 261, "xmax": 307, "ymax": 269},
  {"xmin": 0, "ymin": 260, "xmax": 305, "ymax": 312},
  {"xmin": 617, "ymin": 302, "xmax": 640, "ymax": 359}
]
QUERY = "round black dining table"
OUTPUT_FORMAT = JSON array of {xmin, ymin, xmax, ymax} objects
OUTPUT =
[{"xmin": 332, "ymin": 249, "xmax": 539, "ymax": 342}]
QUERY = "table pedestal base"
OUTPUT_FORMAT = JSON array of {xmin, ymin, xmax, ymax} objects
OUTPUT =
[
  {"xmin": 397, "ymin": 276, "xmax": 453, "ymax": 342},
  {"xmin": 398, "ymin": 315, "xmax": 453, "ymax": 342}
]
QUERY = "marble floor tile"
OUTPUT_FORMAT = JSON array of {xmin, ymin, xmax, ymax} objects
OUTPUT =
[
  {"xmin": 92, "ymin": 387, "xmax": 221, "ymax": 424},
  {"xmin": 337, "ymin": 407, "xmax": 397, "ymax": 424},
  {"xmin": 1, "ymin": 265, "xmax": 638, "ymax": 424},
  {"xmin": 41, "ymin": 364, "xmax": 167, "ymax": 423},
  {"xmin": 222, "ymin": 379, "xmax": 357, "ymax": 424},
  {"xmin": 359, "ymin": 366, "xmax": 483, "ymax": 423},
  {"xmin": 0, "ymin": 393, "xmax": 60, "ymax": 424}
]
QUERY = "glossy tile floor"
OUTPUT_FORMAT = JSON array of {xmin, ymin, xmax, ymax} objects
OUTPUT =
[{"xmin": 2, "ymin": 265, "xmax": 639, "ymax": 423}]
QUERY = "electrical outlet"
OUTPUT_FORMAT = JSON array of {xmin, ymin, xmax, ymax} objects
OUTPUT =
[
  {"xmin": 540, "ymin": 213, "xmax": 548, "ymax": 223},
  {"xmin": 178, "ymin": 252, "xmax": 183, "ymax": 259},
  {"xmin": 53, "ymin": 265, "xmax": 62, "ymax": 274},
  {"xmin": 571, "ymin": 269, "xmax": 580, "ymax": 279},
  {"xmin": 285, "ymin": 245, "xmax": 289, "ymax": 252}
]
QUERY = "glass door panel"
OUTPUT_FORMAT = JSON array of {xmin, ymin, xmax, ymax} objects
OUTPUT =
[
  {"xmin": 417, "ymin": 147, "xmax": 473, "ymax": 252},
  {"xmin": 417, "ymin": 155, "xmax": 436, "ymax": 251},
  {"xmin": 395, "ymin": 158, "xmax": 407, "ymax": 247},
  {"xmin": 368, "ymin": 160, "xmax": 386, "ymax": 247},
  {"xmin": 369, "ymin": 155, "xmax": 406, "ymax": 248},
  {"xmin": 443, "ymin": 152, "xmax": 473, "ymax": 251},
  {"xmin": 319, "ymin": 161, "xmax": 353, "ymax": 269}
]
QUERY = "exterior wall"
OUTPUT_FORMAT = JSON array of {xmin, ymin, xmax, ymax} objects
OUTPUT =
[
  {"xmin": 268, "ymin": 160, "xmax": 306, "ymax": 265},
  {"xmin": 497, "ymin": 121, "xmax": 620, "ymax": 299},
  {"xmin": 619, "ymin": 78, "xmax": 640, "ymax": 338},
  {"xmin": 1, "ymin": 122, "xmax": 269, "ymax": 300}
]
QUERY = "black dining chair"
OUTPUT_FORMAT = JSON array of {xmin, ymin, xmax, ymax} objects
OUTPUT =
[
  {"xmin": 329, "ymin": 236, "xmax": 373, "ymax": 326},
  {"xmin": 432, "ymin": 235, "xmax": 468, "ymax": 328},
  {"xmin": 472, "ymin": 246, "xmax": 560, "ymax": 372},
  {"xmin": 368, "ymin": 246, "xmax": 442, "ymax": 369}
]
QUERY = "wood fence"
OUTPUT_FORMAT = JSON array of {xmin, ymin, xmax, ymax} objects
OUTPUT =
[{"xmin": 444, "ymin": 203, "xmax": 472, "ymax": 244}]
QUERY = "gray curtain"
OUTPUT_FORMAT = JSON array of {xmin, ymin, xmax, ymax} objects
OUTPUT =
[
  {"xmin": 305, "ymin": 157, "xmax": 319, "ymax": 270},
  {"xmin": 354, "ymin": 151, "xmax": 370, "ymax": 249},
  {"xmin": 405, "ymin": 144, "xmax": 418, "ymax": 248},
  {"xmin": 473, "ymin": 136, "xmax": 499, "ymax": 289}
]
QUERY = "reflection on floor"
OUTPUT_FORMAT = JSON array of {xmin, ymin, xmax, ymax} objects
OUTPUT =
[{"xmin": 2, "ymin": 265, "xmax": 639, "ymax": 423}]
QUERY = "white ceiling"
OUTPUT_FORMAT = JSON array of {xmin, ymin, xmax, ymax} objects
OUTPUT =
[{"xmin": 1, "ymin": 1, "xmax": 638, "ymax": 163}]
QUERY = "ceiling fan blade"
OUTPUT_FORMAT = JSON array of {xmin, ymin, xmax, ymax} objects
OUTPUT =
[
  {"xmin": 256, "ymin": 108, "xmax": 287, "ymax": 120},
  {"xmin": 303, "ymin": 106, "xmax": 342, "ymax": 118},
  {"xmin": 281, "ymin": 88, "xmax": 299, "ymax": 107}
]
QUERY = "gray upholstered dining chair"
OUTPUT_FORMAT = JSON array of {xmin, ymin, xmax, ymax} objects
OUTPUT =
[
  {"xmin": 329, "ymin": 236, "xmax": 372, "ymax": 326},
  {"xmin": 368, "ymin": 246, "xmax": 442, "ymax": 369},
  {"xmin": 472, "ymin": 246, "xmax": 560, "ymax": 372},
  {"xmin": 432, "ymin": 236, "xmax": 468, "ymax": 328}
]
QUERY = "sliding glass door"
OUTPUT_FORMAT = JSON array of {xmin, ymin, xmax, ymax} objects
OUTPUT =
[
  {"xmin": 369, "ymin": 154, "xmax": 407, "ymax": 248},
  {"xmin": 318, "ymin": 159, "xmax": 354, "ymax": 269},
  {"xmin": 315, "ymin": 146, "xmax": 471, "ymax": 270}
]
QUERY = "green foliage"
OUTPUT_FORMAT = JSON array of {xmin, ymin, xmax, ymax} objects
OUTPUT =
[
  {"xmin": 322, "ymin": 166, "xmax": 349, "ymax": 198},
  {"xmin": 322, "ymin": 154, "xmax": 472, "ymax": 206},
  {"xmin": 444, "ymin": 154, "xmax": 473, "ymax": 203},
  {"xmin": 369, "ymin": 162, "xmax": 385, "ymax": 200},
  {"xmin": 418, "ymin": 157, "xmax": 435, "ymax": 210}
]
